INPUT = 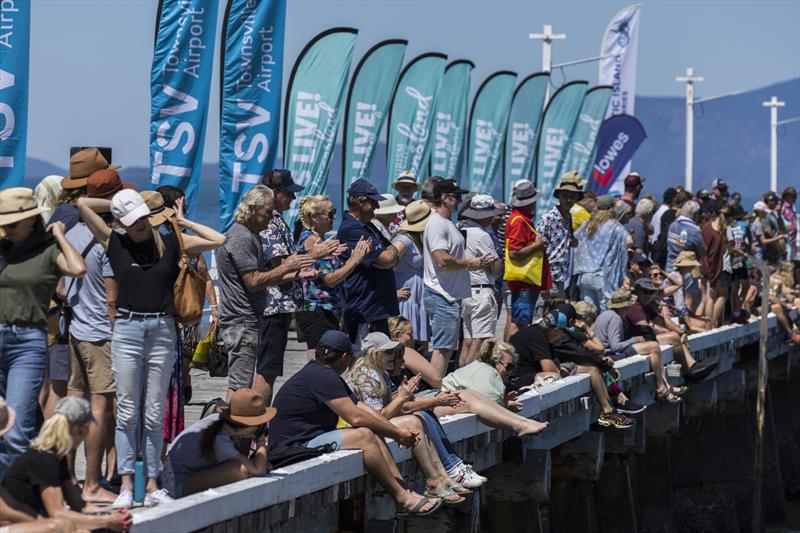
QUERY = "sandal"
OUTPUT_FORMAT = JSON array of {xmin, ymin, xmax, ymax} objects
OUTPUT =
[
  {"xmin": 657, "ymin": 389, "xmax": 682, "ymax": 404},
  {"xmin": 397, "ymin": 496, "xmax": 442, "ymax": 517},
  {"xmin": 425, "ymin": 488, "xmax": 465, "ymax": 505},
  {"xmin": 448, "ymin": 482, "xmax": 473, "ymax": 496}
]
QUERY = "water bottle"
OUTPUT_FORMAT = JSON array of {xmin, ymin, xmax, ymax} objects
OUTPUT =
[{"xmin": 134, "ymin": 458, "xmax": 145, "ymax": 503}]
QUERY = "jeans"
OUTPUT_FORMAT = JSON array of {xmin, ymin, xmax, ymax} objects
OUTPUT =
[
  {"xmin": 417, "ymin": 411, "xmax": 461, "ymax": 472},
  {"xmin": 578, "ymin": 272, "xmax": 608, "ymax": 312},
  {"xmin": 0, "ymin": 325, "xmax": 46, "ymax": 480},
  {"xmin": 111, "ymin": 315, "xmax": 176, "ymax": 479}
]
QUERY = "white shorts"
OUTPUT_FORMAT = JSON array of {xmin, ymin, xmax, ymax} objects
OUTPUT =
[{"xmin": 462, "ymin": 286, "xmax": 498, "ymax": 339}]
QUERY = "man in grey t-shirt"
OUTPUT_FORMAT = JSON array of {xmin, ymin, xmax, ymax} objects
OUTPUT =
[
  {"xmin": 423, "ymin": 178, "xmax": 491, "ymax": 376},
  {"xmin": 216, "ymin": 185, "xmax": 314, "ymax": 404}
]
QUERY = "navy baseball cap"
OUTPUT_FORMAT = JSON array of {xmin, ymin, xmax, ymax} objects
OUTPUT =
[
  {"xmin": 347, "ymin": 179, "xmax": 383, "ymax": 202},
  {"xmin": 318, "ymin": 330, "xmax": 352, "ymax": 354},
  {"xmin": 432, "ymin": 178, "xmax": 469, "ymax": 199},
  {"xmin": 261, "ymin": 169, "xmax": 304, "ymax": 193}
]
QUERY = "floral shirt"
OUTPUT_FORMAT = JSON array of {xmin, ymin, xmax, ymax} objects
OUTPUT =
[
  {"xmin": 781, "ymin": 200, "xmax": 797, "ymax": 242},
  {"xmin": 535, "ymin": 206, "xmax": 574, "ymax": 283},
  {"xmin": 295, "ymin": 230, "xmax": 344, "ymax": 316},
  {"xmin": 346, "ymin": 366, "xmax": 391, "ymax": 411},
  {"xmin": 260, "ymin": 214, "xmax": 301, "ymax": 315}
]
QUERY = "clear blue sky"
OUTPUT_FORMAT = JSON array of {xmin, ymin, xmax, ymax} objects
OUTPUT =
[{"xmin": 28, "ymin": 0, "xmax": 800, "ymax": 169}]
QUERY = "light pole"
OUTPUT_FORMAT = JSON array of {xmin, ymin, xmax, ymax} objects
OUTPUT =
[
  {"xmin": 763, "ymin": 96, "xmax": 785, "ymax": 193},
  {"xmin": 676, "ymin": 67, "xmax": 703, "ymax": 193},
  {"xmin": 529, "ymin": 24, "xmax": 566, "ymax": 74}
]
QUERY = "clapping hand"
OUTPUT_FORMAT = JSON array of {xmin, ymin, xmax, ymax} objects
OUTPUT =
[
  {"xmin": 351, "ymin": 236, "xmax": 372, "ymax": 263},
  {"xmin": 435, "ymin": 390, "xmax": 463, "ymax": 408},
  {"xmin": 398, "ymin": 374, "xmax": 422, "ymax": 400},
  {"xmin": 283, "ymin": 253, "xmax": 315, "ymax": 272},
  {"xmin": 505, "ymin": 390, "xmax": 523, "ymax": 412},
  {"xmin": 311, "ymin": 237, "xmax": 340, "ymax": 259}
]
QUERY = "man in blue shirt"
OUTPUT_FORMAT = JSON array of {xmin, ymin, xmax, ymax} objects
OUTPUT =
[
  {"xmin": 666, "ymin": 200, "xmax": 705, "ymax": 273},
  {"xmin": 337, "ymin": 179, "xmax": 400, "ymax": 349}
]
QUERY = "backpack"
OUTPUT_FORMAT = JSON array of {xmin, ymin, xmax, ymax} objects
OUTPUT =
[{"xmin": 267, "ymin": 443, "xmax": 335, "ymax": 469}]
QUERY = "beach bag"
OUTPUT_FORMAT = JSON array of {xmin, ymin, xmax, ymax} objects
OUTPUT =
[
  {"xmin": 267, "ymin": 443, "xmax": 335, "ymax": 469},
  {"xmin": 503, "ymin": 215, "xmax": 544, "ymax": 286},
  {"xmin": 191, "ymin": 322, "xmax": 217, "ymax": 369},
  {"xmin": 171, "ymin": 221, "xmax": 205, "ymax": 324}
]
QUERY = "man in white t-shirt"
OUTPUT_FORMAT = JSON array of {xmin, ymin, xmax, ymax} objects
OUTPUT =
[{"xmin": 423, "ymin": 178, "xmax": 492, "ymax": 376}]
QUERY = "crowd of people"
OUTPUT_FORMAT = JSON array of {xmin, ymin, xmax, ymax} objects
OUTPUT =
[{"xmin": 0, "ymin": 144, "xmax": 799, "ymax": 527}]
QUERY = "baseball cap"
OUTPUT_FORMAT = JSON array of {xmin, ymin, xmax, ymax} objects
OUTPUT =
[
  {"xmin": 696, "ymin": 188, "xmax": 710, "ymax": 200},
  {"xmin": 624, "ymin": 172, "xmax": 645, "ymax": 188},
  {"xmin": 361, "ymin": 332, "xmax": 401, "ymax": 352},
  {"xmin": 632, "ymin": 252, "xmax": 652, "ymax": 265},
  {"xmin": 261, "ymin": 169, "xmax": 304, "ymax": 193},
  {"xmin": 111, "ymin": 189, "xmax": 151, "ymax": 227},
  {"xmin": 347, "ymin": 179, "xmax": 384, "ymax": 202},
  {"xmin": 432, "ymin": 178, "xmax": 469, "ymax": 199},
  {"xmin": 54, "ymin": 396, "xmax": 97, "ymax": 425},
  {"xmin": 318, "ymin": 330, "xmax": 352, "ymax": 354},
  {"xmin": 711, "ymin": 178, "xmax": 728, "ymax": 191}
]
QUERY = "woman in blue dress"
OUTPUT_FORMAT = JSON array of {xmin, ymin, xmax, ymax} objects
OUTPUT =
[{"xmin": 391, "ymin": 200, "xmax": 432, "ymax": 348}]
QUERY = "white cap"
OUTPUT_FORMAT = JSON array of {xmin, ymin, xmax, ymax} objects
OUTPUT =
[
  {"xmin": 374, "ymin": 193, "xmax": 405, "ymax": 215},
  {"xmin": 111, "ymin": 189, "xmax": 151, "ymax": 227},
  {"xmin": 361, "ymin": 332, "xmax": 401, "ymax": 352}
]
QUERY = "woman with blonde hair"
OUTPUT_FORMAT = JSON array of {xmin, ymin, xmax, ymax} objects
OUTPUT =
[
  {"xmin": 77, "ymin": 187, "xmax": 226, "ymax": 509},
  {"xmin": 2, "ymin": 397, "xmax": 130, "ymax": 531},
  {"xmin": 574, "ymin": 195, "xmax": 629, "ymax": 311},
  {"xmin": 295, "ymin": 195, "xmax": 371, "ymax": 356}
]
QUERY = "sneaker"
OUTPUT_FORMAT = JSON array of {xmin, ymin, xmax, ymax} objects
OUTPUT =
[
  {"xmin": 144, "ymin": 488, "xmax": 174, "ymax": 507},
  {"xmin": 450, "ymin": 464, "xmax": 486, "ymax": 489},
  {"xmin": 615, "ymin": 400, "xmax": 646, "ymax": 415},
  {"xmin": 462, "ymin": 464, "xmax": 487, "ymax": 483},
  {"xmin": 598, "ymin": 411, "xmax": 635, "ymax": 429},
  {"xmin": 112, "ymin": 488, "xmax": 133, "ymax": 509}
]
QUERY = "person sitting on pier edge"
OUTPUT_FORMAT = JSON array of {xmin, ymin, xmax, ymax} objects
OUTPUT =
[
  {"xmin": 269, "ymin": 330, "xmax": 443, "ymax": 517},
  {"xmin": 594, "ymin": 288, "xmax": 684, "ymax": 404},
  {"xmin": 507, "ymin": 303, "xmax": 636, "ymax": 429},
  {"xmin": 346, "ymin": 332, "xmax": 476, "ymax": 502},
  {"xmin": 163, "ymin": 388, "xmax": 274, "ymax": 498},
  {"xmin": 3, "ymin": 397, "xmax": 130, "ymax": 531},
  {"xmin": 627, "ymin": 278, "xmax": 717, "ymax": 380}
]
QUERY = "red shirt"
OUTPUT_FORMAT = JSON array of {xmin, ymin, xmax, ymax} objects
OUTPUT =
[{"xmin": 505, "ymin": 208, "xmax": 552, "ymax": 291}]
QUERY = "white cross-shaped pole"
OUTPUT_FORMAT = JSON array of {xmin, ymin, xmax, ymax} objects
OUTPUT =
[
  {"xmin": 763, "ymin": 96, "xmax": 785, "ymax": 193},
  {"xmin": 529, "ymin": 24, "xmax": 566, "ymax": 74},
  {"xmin": 676, "ymin": 67, "xmax": 704, "ymax": 192}
]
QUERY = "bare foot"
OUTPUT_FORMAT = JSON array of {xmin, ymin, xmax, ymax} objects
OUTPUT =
[
  {"xmin": 516, "ymin": 420, "xmax": 549, "ymax": 438},
  {"xmin": 82, "ymin": 485, "xmax": 119, "ymax": 503}
]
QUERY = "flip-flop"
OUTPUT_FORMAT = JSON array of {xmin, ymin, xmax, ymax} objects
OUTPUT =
[
  {"xmin": 448, "ymin": 482, "xmax": 473, "ymax": 496},
  {"xmin": 397, "ymin": 496, "xmax": 442, "ymax": 517},
  {"xmin": 657, "ymin": 390, "xmax": 682, "ymax": 404},
  {"xmin": 424, "ymin": 488, "xmax": 465, "ymax": 505}
]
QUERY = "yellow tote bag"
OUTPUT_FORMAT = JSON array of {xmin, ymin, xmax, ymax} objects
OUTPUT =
[
  {"xmin": 503, "ymin": 215, "xmax": 544, "ymax": 287},
  {"xmin": 192, "ymin": 323, "xmax": 217, "ymax": 366}
]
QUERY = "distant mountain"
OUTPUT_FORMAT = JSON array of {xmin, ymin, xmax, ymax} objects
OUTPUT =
[{"xmin": 23, "ymin": 78, "xmax": 799, "ymax": 207}]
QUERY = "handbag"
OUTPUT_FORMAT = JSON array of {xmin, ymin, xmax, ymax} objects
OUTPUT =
[
  {"xmin": 191, "ymin": 321, "xmax": 217, "ymax": 369},
  {"xmin": 207, "ymin": 334, "xmax": 229, "ymax": 377},
  {"xmin": 171, "ymin": 221, "xmax": 206, "ymax": 324},
  {"xmin": 503, "ymin": 215, "xmax": 545, "ymax": 287}
]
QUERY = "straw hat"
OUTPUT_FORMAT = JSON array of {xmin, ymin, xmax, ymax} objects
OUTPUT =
[
  {"xmin": 374, "ymin": 194, "xmax": 405, "ymax": 216},
  {"xmin": 0, "ymin": 187, "xmax": 46, "ymax": 226},
  {"xmin": 61, "ymin": 148, "xmax": 119, "ymax": 190},
  {"xmin": 222, "ymin": 388, "xmax": 277, "ymax": 427},
  {"xmin": 673, "ymin": 250, "xmax": 701, "ymax": 278},
  {"xmin": 608, "ymin": 288, "xmax": 638, "ymax": 309},
  {"xmin": 141, "ymin": 191, "xmax": 175, "ymax": 227},
  {"xmin": 399, "ymin": 200, "xmax": 431, "ymax": 232},
  {"xmin": 391, "ymin": 171, "xmax": 420, "ymax": 192}
]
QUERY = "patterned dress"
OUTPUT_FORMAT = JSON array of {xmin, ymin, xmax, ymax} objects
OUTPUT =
[
  {"xmin": 391, "ymin": 233, "xmax": 429, "ymax": 342},
  {"xmin": 295, "ymin": 230, "xmax": 345, "ymax": 318}
]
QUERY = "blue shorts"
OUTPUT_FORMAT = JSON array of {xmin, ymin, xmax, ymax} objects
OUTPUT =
[
  {"xmin": 510, "ymin": 288, "xmax": 540, "ymax": 326},
  {"xmin": 306, "ymin": 429, "xmax": 345, "ymax": 451},
  {"xmin": 423, "ymin": 288, "xmax": 461, "ymax": 350}
]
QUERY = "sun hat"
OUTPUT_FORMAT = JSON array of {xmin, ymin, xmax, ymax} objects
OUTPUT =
[
  {"xmin": 261, "ymin": 169, "xmax": 304, "ymax": 193},
  {"xmin": 554, "ymin": 171, "xmax": 585, "ymax": 199},
  {"xmin": 361, "ymin": 331, "xmax": 401, "ymax": 352},
  {"xmin": 33, "ymin": 175, "xmax": 64, "ymax": 222},
  {"xmin": 673, "ymin": 251, "xmax": 701, "ymax": 268},
  {"xmin": 87, "ymin": 168, "xmax": 133, "ymax": 200},
  {"xmin": 318, "ymin": 330, "xmax": 352, "ymax": 354},
  {"xmin": 347, "ymin": 179, "xmax": 384, "ymax": 202},
  {"xmin": 462, "ymin": 194, "xmax": 504, "ymax": 220},
  {"xmin": 54, "ymin": 396, "xmax": 97, "ymax": 425},
  {"xmin": 399, "ymin": 200, "xmax": 432, "ymax": 232},
  {"xmin": 0, "ymin": 397, "xmax": 16, "ymax": 438},
  {"xmin": 608, "ymin": 288, "xmax": 638, "ymax": 309},
  {"xmin": 141, "ymin": 191, "xmax": 175, "ymax": 226},
  {"xmin": 111, "ymin": 189, "xmax": 151, "ymax": 227},
  {"xmin": 374, "ymin": 194, "xmax": 405, "ymax": 216},
  {"xmin": 61, "ymin": 148, "xmax": 119, "ymax": 190},
  {"xmin": 222, "ymin": 388, "xmax": 277, "ymax": 427},
  {"xmin": 0, "ymin": 187, "xmax": 46, "ymax": 226},
  {"xmin": 596, "ymin": 195, "xmax": 615, "ymax": 210},
  {"xmin": 510, "ymin": 180, "xmax": 539, "ymax": 207},
  {"xmin": 391, "ymin": 171, "xmax": 420, "ymax": 192}
]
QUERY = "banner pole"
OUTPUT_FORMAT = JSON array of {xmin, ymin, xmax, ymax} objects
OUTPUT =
[
  {"xmin": 675, "ymin": 67, "xmax": 703, "ymax": 192},
  {"xmin": 762, "ymin": 97, "xmax": 785, "ymax": 193}
]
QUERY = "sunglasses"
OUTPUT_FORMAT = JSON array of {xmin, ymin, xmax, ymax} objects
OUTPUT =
[
  {"xmin": 650, "ymin": 272, "xmax": 664, "ymax": 278},
  {"xmin": 497, "ymin": 360, "xmax": 515, "ymax": 372},
  {"xmin": 326, "ymin": 209, "xmax": 337, "ymax": 218},
  {"xmin": 0, "ymin": 221, "xmax": 18, "ymax": 229}
]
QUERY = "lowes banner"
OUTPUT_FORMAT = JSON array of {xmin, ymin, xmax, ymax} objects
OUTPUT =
[
  {"xmin": 0, "ymin": 0, "xmax": 29, "ymax": 187},
  {"xmin": 534, "ymin": 81, "xmax": 588, "ymax": 215},
  {"xmin": 219, "ymin": 0, "xmax": 286, "ymax": 229},
  {"xmin": 342, "ymin": 39, "xmax": 407, "ymax": 197},
  {"xmin": 588, "ymin": 114, "xmax": 646, "ymax": 194},
  {"xmin": 503, "ymin": 73, "xmax": 548, "ymax": 203},
  {"xmin": 599, "ymin": 4, "xmax": 641, "ymax": 188},
  {"xmin": 283, "ymin": 28, "xmax": 357, "ymax": 225},
  {"xmin": 467, "ymin": 71, "xmax": 516, "ymax": 196},
  {"xmin": 150, "ymin": 0, "xmax": 218, "ymax": 214},
  {"xmin": 385, "ymin": 53, "xmax": 447, "ymax": 190},
  {"xmin": 561, "ymin": 86, "xmax": 612, "ymax": 181},
  {"xmin": 429, "ymin": 60, "xmax": 473, "ymax": 181}
]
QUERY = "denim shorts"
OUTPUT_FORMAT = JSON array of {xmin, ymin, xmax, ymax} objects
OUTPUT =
[
  {"xmin": 423, "ymin": 288, "xmax": 461, "ymax": 350},
  {"xmin": 510, "ymin": 288, "xmax": 540, "ymax": 326},
  {"xmin": 306, "ymin": 428, "xmax": 344, "ymax": 451}
]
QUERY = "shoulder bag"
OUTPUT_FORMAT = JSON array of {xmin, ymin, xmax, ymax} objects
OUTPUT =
[
  {"xmin": 171, "ymin": 221, "xmax": 206, "ymax": 324},
  {"xmin": 503, "ymin": 215, "xmax": 545, "ymax": 287}
]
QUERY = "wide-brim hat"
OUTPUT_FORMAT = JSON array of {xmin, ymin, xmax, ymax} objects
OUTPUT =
[
  {"xmin": 61, "ymin": 147, "xmax": 120, "ymax": 190},
  {"xmin": 222, "ymin": 388, "xmax": 278, "ymax": 427},
  {"xmin": 400, "ymin": 200, "xmax": 431, "ymax": 232},
  {"xmin": 673, "ymin": 251, "xmax": 701, "ymax": 268},
  {"xmin": 608, "ymin": 290, "xmax": 638, "ymax": 309},
  {"xmin": 0, "ymin": 398, "xmax": 16, "ymax": 438},
  {"xmin": 141, "ymin": 191, "xmax": 175, "ymax": 227},
  {"xmin": 0, "ymin": 187, "xmax": 46, "ymax": 226},
  {"xmin": 510, "ymin": 180, "xmax": 539, "ymax": 207},
  {"xmin": 553, "ymin": 171, "xmax": 585, "ymax": 199},
  {"xmin": 392, "ymin": 171, "xmax": 420, "ymax": 192},
  {"xmin": 462, "ymin": 194, "xmax": 504, "ymax": 220},
  {"xmin": 374, "ymin": 194, "xmax": 405, "ymax": 216}
]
